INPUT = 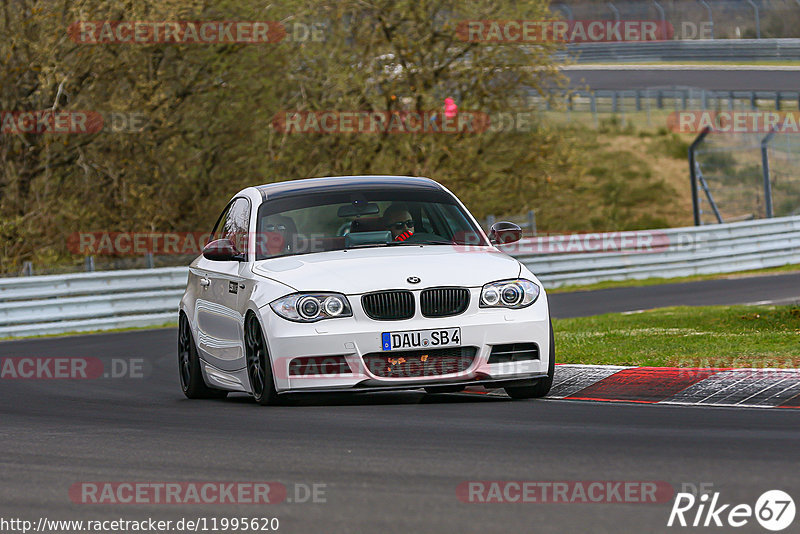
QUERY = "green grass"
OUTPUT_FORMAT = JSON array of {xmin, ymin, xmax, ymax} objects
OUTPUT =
[
  {"xmin": 548, "ymin": 263, "xmax": 800, "ymax": 293},
  {"xmin": 554, "ymin": 305, "xmax": 800, "ymax": 368}
]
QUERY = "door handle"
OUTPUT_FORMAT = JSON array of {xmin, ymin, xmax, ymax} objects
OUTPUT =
[{"xmin": 199, "ymin": 277, "xmax": 210, "ymax": 288}]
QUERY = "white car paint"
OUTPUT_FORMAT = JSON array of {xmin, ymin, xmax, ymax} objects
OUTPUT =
[{"xmin": 179, "ymin": 176, "xmax": 552, "ymax": 398}]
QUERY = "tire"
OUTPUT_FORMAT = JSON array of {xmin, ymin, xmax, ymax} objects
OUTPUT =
[
  {"xmin": 178, "ymin": 313, "xmax": 228, "ymax": 399},
  {"xmin": 504, "ymin": 319, "xmax": 555, "ymax": 400},
  {"xmin": 244, "ymin": 313, "xmax": 280, "ymax": 406}
]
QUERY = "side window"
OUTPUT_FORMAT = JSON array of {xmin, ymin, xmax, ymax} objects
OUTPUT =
[
  {"xmin": 419, "ymin": 206, "xmax": 434, "ymax": 234},
  {"xmin": 210, "ymin": 202, "xmax": 233, "ymax": 241},
  {"xmin": 211, "ymin": 198, "xmax": 250, "ymax": 255},
  {"xmin": 225, "ymin": 198, "xmax": 250, "ymax": 255}
]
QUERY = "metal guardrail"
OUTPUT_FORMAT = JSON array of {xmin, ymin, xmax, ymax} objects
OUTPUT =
[
  {"xmin": 0, "ymin": 267, "xmax": 186, "ymax": 338},
  {"xmin": 1, "ymin": 215, "xmax": 798, "ymax": 338},
  {"xmin": 559, "ymin": 38, "xmax": 800, "ymax": 63},
  {"xmin": 549, "ymin": 89, "xmax": 800, "ymax": 112},
  {"xmin": 506, "ymin": 215, "xmax": 800, "ymax": 287}
]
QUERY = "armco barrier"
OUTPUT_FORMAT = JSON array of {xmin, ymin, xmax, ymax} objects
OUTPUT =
[
  {"xmin": 1, "ymin": 216, "xmax": 799, "ymax": 338},
  {"xmin": 558, "ymin": 38, "xmax": 800, "ymax": 63},
  {"xmin": 0, "ymin": 267, "xmax": 186, "ymax": 338},
  {"xmin": 507, "ymin": 215, "xmax": 800, "ymax": 287}
]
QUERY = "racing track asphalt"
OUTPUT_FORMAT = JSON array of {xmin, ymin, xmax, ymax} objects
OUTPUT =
[
  {"xmin": 548, "ymin": 271, "xmax": 800, "ymax": 318},
  {"xmin": 1, "ymin": 272, "xmax": 799, "ymax": 533},
  {"xmin": 562, "ymin": 66, "xmax": 800, "ymax": 91}
]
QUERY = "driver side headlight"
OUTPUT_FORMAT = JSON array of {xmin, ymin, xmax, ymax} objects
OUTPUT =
[
  {"xmin": 270, "ymin": 293, "xmax": 353, "ymax": 322},
  {"xmin": 480, "ymin": 279, "xmax": 539, "ymax": 309}
]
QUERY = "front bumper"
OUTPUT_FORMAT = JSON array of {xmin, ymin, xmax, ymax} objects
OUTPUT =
[{"xmin": 260, "ymin": 288, "xmax": 551, "ymax": 393}]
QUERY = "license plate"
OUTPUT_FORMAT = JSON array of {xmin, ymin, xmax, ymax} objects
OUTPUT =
[{"xmin": 381, "ymin": 328, "xmax": 461, "ymax": 351}]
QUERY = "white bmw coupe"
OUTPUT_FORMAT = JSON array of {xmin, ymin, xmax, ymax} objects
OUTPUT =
[{"xmin": 178, "ymin": 176, "xmax": 553, "ymax": 405}]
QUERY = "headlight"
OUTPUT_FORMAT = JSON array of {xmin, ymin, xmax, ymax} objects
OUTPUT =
[
  {"xmin": 270, "ymin": 293, "xmax": 352, "ymax": 322},
  {"xmin": 480, "ymin": 279, "xmax": 539, "ymax": 309}
]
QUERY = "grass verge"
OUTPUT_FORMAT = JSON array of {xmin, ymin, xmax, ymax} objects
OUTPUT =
[
  {"xmin": 547, "ymin": 263, "xmax": 800, "ymax": 293},
  {"xmin": 554, "ymin": 305, "xmax": 800, "ymax": 368}
]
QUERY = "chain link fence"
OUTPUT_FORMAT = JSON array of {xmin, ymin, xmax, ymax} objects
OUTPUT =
[
  {"xmin": 764, "ymin": 132, "xmax": 800, "ymax": 217},
  {"xmin": 529, "ymin": 88, "xmax": 800, "ymax": 129},
  {"xmin": 691, "ymin": 130, "xmax": 800, "ymax": 225}
]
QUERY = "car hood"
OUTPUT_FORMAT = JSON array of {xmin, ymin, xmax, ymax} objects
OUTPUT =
[{"xmin": 252, "ymin": 245, "xmax": 521, "ymax": 294}]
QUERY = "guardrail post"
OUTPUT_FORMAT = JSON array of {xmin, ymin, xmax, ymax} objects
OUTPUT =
[
  {"xmin": 657, "ymin": 90, "xmax": 663, "ymax": 109},
  {"xmin": 651, "ymin": 0, "xmax": 667, "ymax": 41},
  {"xmin": 565, "ymin": 93, "xmax": 571, "ymax": 122},
  {"xmin": 750, "ymin": 92, "xmax": 756, "ymax": 110},
  {"xmin": 701, "ymin": 90, "xmax": 707, "ymax": 110},
  {"xmin": 556, "ymin": 3, "xmax": 573, "ymax": 21},
  {"xmin": 590, "ymin": 92, "xmax": 598, "ymax": 127},
  {"xmin": 21, "ymin": 261, "xmax": 33, "ymax": 276},
  {"xmin": 527, "ymin": 210, "xmax": 537, "ymax": 236},
  {"xmin": 746, "ymin": 0, "xmax": 761, "ymax": 39},
  {"xmin": 85, "ymin": 256, "xmax": 95, "ymax": 272},
  {"xmin": 145, "ymin": 253, "xmax": 155, "ymax": 268},
  {"xmin": 775, "ymin": 91, "xmax": 781, "ymax": 111},
  {"xmin": 728, "ymin": 91, "xmax": 734, "ymax": 110},
  {"xmin": 761, "ymin": 130, "xmax": 777, "ymax": 218},
  {"xmin": 689, "ymin": 127, "xmax": 711, "ymax": 226},
  {"xmin": 607, "ymin": 2, "xmax": 620, "ymax": 24},
  {"xmin": 698, "ymin": 0, "xmax": 714, "ymax": 39}
]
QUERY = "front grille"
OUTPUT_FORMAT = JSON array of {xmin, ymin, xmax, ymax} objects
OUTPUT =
[
  {"xmin": 361, "ymin": 290, "xmax": 415, "ymax": 320},
  {"xmin": 487, "ymin": 343, "xmax": 540, "ymax": 364},
  {"xmin": 363, "ymin": 347, "xmax": 477, "ymax": 378},
  {"xmin": 420, "ymin": 287, "xmax": 470, "ymax": 318},
  {"xmin": 289, "ymin": 356, "xmax": 352, "ymax": 376}
]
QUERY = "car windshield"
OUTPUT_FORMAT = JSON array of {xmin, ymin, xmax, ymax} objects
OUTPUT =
[{"xmin": 254, "ymin": 187, "xmax": 488, "ymax": 260}]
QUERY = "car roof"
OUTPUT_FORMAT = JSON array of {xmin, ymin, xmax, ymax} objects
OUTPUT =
[{"xmin": 254, "ymin": 175, "xmax": 443, "ymax": 200}]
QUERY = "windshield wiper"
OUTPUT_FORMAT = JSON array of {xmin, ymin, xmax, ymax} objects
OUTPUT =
[
  {"xmin": 384, "ymin": 240, "xmax": 453, "ymax": 246},
  {"xmin": 345, "ymin": 243, "xmax": 389, "ymax": 249}
]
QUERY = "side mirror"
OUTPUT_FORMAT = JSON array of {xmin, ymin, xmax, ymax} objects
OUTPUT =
[
  {"xmin": 203, "ymin": 239, "xmax": 245, "ymax": 261},
  {"xmin": 489, "ymin": 222, "xmax": 522, "ymax": 245}
]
